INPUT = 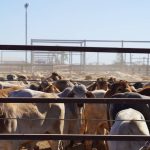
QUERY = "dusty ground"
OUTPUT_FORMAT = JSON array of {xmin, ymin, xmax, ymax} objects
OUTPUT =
[
  {"xmin": 61, "ymin": 71, "xmax": 150, "ymax": 82},
  {"xmin": 21, "ymin": 141, "xmax": 51, "ymax": 150}
]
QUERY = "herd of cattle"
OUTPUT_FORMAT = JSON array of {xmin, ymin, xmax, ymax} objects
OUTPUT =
[{"xmin": 0, "ymin": 72, "xmax": 149, "ymax": 150}]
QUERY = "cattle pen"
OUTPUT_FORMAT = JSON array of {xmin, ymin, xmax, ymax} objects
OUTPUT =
[{"xmin": 0, "ymin": 44, "xmax": 150, "ymax": 147}]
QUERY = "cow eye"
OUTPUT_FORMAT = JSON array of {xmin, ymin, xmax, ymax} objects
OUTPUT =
[{"xmin": 117, "ymin": 88, "xmax": 122, "ymax": 92}]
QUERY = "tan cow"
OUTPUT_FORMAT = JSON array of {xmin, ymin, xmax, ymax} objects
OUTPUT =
[
  {"xmin": 82, "ymin": 89, "xmax": 109, "ymax": 150},
  {"xmin": 5, "ymin": 89, "xmax": 65, "ymax": 150},
  {"xmin": 0, "ymin": 86, "xmax": 23, "ymax": 97}
]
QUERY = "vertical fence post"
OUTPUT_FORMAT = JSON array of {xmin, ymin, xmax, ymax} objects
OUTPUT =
[
  {"xmin": 24, "ymin": 3, "xmax": 29, "ymax": 66},
  {"xmin": 69, "ymin": 50, "xmax": 72, "ymax": 77},
  {"xmin": 147, "ymin": 54, "xmax": 149, "ymax": 76},
  {"xmin": 1, "ymin": 50, "xmax": 3, "ymax": 64},
  {"xmin": 30, "ymin": 39, "xmax": 33, "ymax": 75},
  {"xmin": 122, "ymin": 40, "xmax": 126, "ymax": 63},
  {"xmin": 121, "ymin": 40, "xmax": 124, "ymax": 65},
  {"xmin": 83, "ymin": 40, "xmax": 86, "ymax": 71}
]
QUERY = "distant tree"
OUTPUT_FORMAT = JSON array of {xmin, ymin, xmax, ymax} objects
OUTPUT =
[{"xmin": 113, "ymin": 53, "xmax": 125, "ymax": 65}]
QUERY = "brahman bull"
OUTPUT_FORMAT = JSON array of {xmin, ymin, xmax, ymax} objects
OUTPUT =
[
  {"xmin": 58, "ymin": 84, "xmax": 95, "ymax": 148},
  {"xmin": 108, "ymin": 108, "xmax": 149, "ymax": 150}
]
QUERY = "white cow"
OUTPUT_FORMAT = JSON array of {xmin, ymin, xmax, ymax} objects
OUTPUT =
[
  {"xmin": 58, "ymin": 84, "xmax": 95, "ymax": 147},
  {"xmin": 108, "ymin": 108, "xmax": 149, "ymax": 150}
]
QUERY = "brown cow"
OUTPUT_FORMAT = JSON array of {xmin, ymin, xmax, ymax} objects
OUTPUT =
[
  {"xmin": 138, "ymin": 87, "xmax": 150, "ymax": 96},
  {"xmin": 39, "ymin": 80, "xmax": 60, "ymax": 93},
  {"xmin": 87, "ymin": 77, "xmax": 108, "ymax": 91},
  {"xmin": 82, "ymin": 89, "xmax": 109, "ymax": 150},
  {"xmin": 104, "ymin": 80, "xmax": 133, "ymax": 98},
  {"xmin": 47, "ymin": 72, "xmax": 62, "ymax": 81}
]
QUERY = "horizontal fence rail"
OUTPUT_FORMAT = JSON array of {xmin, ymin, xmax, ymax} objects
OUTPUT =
[
  {"xmin": 0, "ymin": 117, "xmax": 149, "ymax": 122},
  {"xmin": 0, "ymin": 45, "xmax": 150, "ymax": 53},
  {"xmin": 31, "ymin": 39, "xmax": 150, "ymax": 43},
  {"xmin": 0, "ymin": 98, "xmax": 150, "ymax": 103},
  {"xmin": 0, "ymin": 134, "xmax": 149, "ymax": 141},
  {"xmin": 0, "ymin": 79, "xmax": 149, "ymax": 84}
]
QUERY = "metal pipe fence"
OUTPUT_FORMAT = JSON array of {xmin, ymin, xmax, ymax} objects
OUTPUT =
[
  {"xmin": 0, "ymin": 97, "xmax": 149, "ymax": 141},
  {"xmin": 0, "ymin": 44, "xmax": 150, "ymax": 75},
  {"xmin": 0, "ymin": 44, "xmax": 149, "ymax": 141}
]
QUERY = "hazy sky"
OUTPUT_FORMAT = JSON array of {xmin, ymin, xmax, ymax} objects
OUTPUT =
[{"xmin": 0, "ymin": 0, "xmax": 150, "ymax": 64}]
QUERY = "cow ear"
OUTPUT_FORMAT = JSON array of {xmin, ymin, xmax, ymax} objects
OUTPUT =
[
  {"xmin": 108, "ymin": 83, "xmax": 112, "ymax": 89},
  {"xmin": 58, "ymin": 75, "xmax": 62, "ymax": 80},
  {"xmin": 67, "ymin": 91, "xmax": 75, "ymax": 97},
  {"xmin": 54, "ymin": 86, "xmax": 60, "ymax": 93},
  {"xmin": 0, "ymin": 84, "xmax": 3, "ymax": 89},
  {"xmin": 86, "ymin": 91, "xmax": 95, "ymax": 98}
]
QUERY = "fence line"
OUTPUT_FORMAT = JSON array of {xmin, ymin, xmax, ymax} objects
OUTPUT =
[
  {"xmin": 0, "ymin": 97, "xmax": 149, "ymax": 103},
  {"xmin": 0, "ymin": 134, "xmax": 149, "ymax": 141},
  {"xmin": 0, "ymin": 45, "xmax": 150, "ymax": 53},
  {"xmin": 0, "ymin": 117, "xmax": 149, "ymax": 122},
  {"xmin": 0, "ymin": 44, "xmax": 149, "ymax": 141}
]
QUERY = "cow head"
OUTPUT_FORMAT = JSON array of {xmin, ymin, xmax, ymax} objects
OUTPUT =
[
  {"xmin": 96, "ymin": 77, "xmax": 108, "ymax": 91},
  {"xmin": 104, "ymin": 80, "xmax": 132, "ymax": 98},
  {"xmin": 39, "ymin": 80, "xmax": 60, "ymax": 93},
  {"xmin": 29, "ymin": 83, "xmax": 40, "ymax": 91},
  {"xmin": 67, "ymin": 84, "xmax": 95, "ymax": 107},
  {"xmin": 53, "ymin": 80, "xmax": 74, "ymax": 92},
  {"xmin": 48, "ymin": 72, "xmax": 62, "ymax": 81},
  {"xmin": 133, "ymin": 82, "xmax": 143, "ymax": 89},
  {"xmin": 7, "ymin": 74, "xmax": 17, "ymax": 81},
  {"xmin": 17, "ymin": 74, "xmax": 28, "ymax": 84}
]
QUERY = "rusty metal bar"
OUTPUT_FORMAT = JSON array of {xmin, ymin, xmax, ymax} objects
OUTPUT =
[
  {"xmin": 0, "ymin": 134, "xmax": 149, "ymax": 141},
  {"xmin": 0, "ymin": 98, "xmax": 150, "ymax": 104},
  {"xmin": 0, "ymin": 45, "xmax": 149, "ymax": 53}
]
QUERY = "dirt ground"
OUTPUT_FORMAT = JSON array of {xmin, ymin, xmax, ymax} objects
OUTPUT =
[{"xmin": 21, "ymin": 141, "xmax": 51, "ymax": 150}]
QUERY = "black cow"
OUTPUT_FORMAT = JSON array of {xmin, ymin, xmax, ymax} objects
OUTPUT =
[{"xmin": 109, "ymin": 92, "xmax": 150, "ymax": 129}]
